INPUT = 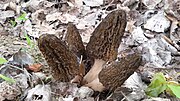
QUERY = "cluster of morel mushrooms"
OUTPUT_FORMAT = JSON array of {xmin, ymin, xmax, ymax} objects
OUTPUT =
[{"xmin": 38, "ymin": 10, "xmax": 142, "ymax": 92}]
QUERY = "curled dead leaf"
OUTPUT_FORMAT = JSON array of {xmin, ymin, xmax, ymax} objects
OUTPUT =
[
  {"xmin": 70, "ymin": 75, "xmax": 83, "ymax": 85},
  {"xmin": 26, "ymin": 64, "xmax": 42, "ymax": 72}
]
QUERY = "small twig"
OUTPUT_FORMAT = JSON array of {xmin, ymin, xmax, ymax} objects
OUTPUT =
[
  {"xmin": 106, "ymin": 92, "xmax": 113, "ymax": 99},
  {"xmin": 120, "ymin": 91, "xmax": 131, "ymax": 101},
  {"xmin": 5, "ymin": 64, "xmax": 44, "ymax": 87},
  {"xmin": 139, "ymin": 0, "xmax": 143, "ymax": 12},
  {"xmin": 161, "ymin": 34, "xmax": 180, "ymax": 51},
  {"xmin": 50, "ymin": 91, "xmax": 63, "ymax": 97},
  {"xmin": 79, "ymin": 55, "xmax": 85, "ymax": 76},
  {"xmin": 101, "ymin": 0, "xmax": 115, "ymax": 11},
  {"xmin": 5, "ymin": 64, "xmax": 24, "ymax": 72}
]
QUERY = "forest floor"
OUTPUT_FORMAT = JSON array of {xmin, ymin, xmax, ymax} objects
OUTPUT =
[{"xmin": 0, "ymin": 0, "xmax": 180, "ymax": 101}]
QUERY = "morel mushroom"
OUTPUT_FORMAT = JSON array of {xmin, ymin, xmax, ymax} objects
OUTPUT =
[{"xmin": 38, "ymin": 10, "xmax": 142, "ymax": 92}]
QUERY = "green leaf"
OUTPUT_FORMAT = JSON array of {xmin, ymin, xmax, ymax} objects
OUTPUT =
[
  {"xmin": 146, "ymin": 73, "xmax": 167, "ymax": 97},
  {"xmin": 149, "ymin": 73, "xmax": 167, "ymax": 87},
  {"xmin": 25, "ymin": 33, "xmax": 32, "ymax": 46},
  {"xmin": 146, "ymin": 83, "xmax": 167, "ymax": 97},
  {"xmin": 10, "ymin": 20, "xmax": 17, "ymax": 27},
  {"xmin": 16, "ymin": 13, "xmax": 27, "ymax": 21},
  {"xmin": 0, "ymin": 74, "xmax": 15, "ymax": 83},
  {"xmin": 167, "ymin": 84, "xmax": 180, "ymax": 98},
  {"xmin": 0, "ymin": 58, "xmax": 8, "ymax": 64}
]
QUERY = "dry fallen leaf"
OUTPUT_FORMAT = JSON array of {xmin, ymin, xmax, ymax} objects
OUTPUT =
[
  {"xmin": 142, "ymin": 0, "xmax": 161, "ymax": 9},
  {"xmin": 126, "ymin": 27, "xmax": 148, "ymax": 46},
  {"xmin": 26, "ymin": 63, "xmax": 42, "ymax": 72},
  {"xmin": 0, "ymin": 10, "xmax": 15, "ymax": 19},
  {"xmin": 165, "ymin": 12, "xmax": 180, "ymax": 49},
  {"xmin": 26, "ymin": 84, "xmax": 51, "ymax": 101},
  {"xmin": 144, "ymin": 11, "xmax": 170, "ymax": 33},
  {"xmin": 13, "ymin": 50, "xmax": 34, "ymax": 66}
]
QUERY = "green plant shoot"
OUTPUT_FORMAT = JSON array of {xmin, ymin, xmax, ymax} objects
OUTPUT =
[
  {"xmin": 0, "ymin": 74, "xmax": 15, "ymax": 83},
  {"xmin": 146, "ymin": 73, "xmax": 167, "ymax": 97},
  {"xmin": 0, "ymin": 58, "xmax": 8, "ymax": 64},
  {"xmin": 167, "ymin": 83, "xmax": 180, "ymax": 98},
  {"xmin": 25, "ymin": 33, "xmax": 32, "ymax": 46},
  {"xmin": 146, "ymin": 72, "xmax": 180, "ymax": 98},
  {"xmin": 16, "ymin": 13, "xmax": 27, "ymax": 21},
  {"xmin": 25, "ymin": 33, "xmax": 36, "ymax": 49},
  {"xmin": 10, "ymin": 20, "xmax": 17, "ymax": 27}
]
